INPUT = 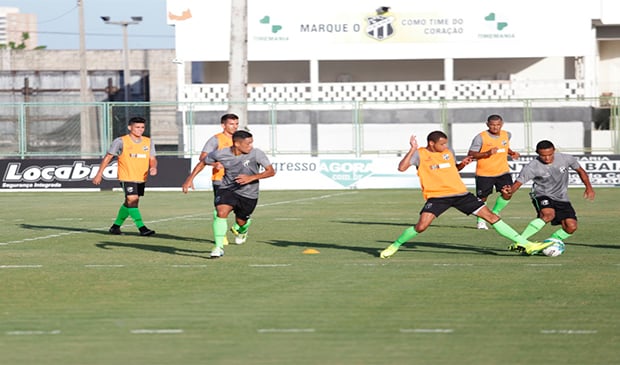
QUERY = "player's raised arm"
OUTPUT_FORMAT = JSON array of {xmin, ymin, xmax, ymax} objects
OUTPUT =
[{"xmin": 398, "ymin": 135, "xmax": 418, "ymax": 172}]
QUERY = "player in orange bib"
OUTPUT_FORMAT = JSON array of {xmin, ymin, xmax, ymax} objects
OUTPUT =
[
  {"xmin": 92, "ymin": 117, "xmax": 157, "ymax": 236},
  {"xmin": 380, "ymin": 131, "xmax": 548, "ymax": 258},
  {"xmin": 467, "ymin": 115, "xmax": 520, "ymax": 230},
  {"xmin": 182, "ymin": 113, "xmax": 239, "ymax": 245}
]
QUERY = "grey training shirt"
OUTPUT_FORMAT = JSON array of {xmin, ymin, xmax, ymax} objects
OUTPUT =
[
  {"xmin": 515, "ymin": 152, "xmax": 581, "ymax": 202},
  {"xmin": 204, "ymin": 147, "xmax": 272, "ymax": 199}
]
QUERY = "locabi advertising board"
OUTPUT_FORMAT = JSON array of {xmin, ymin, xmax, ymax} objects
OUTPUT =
[{"xmin": 0, "ymin": 158, "xmax": 190, "ymax": 190}]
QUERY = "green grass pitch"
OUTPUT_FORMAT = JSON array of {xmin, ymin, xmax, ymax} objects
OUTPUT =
[{"xmin": 1, "ymin": 188, "xmax": 619, "ymax": 365}]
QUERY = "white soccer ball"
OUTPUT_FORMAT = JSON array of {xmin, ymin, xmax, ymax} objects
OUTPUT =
[{"xmin": 541, "ymin": 238, "xmax": 565, "ymax": 257}]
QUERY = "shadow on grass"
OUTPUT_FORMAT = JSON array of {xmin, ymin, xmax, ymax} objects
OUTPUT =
[
  {"xmin": 565, "ymin": 242, "xmax": 620, "ymax": 250},
  {"xmin": 19, "ymin": 223, "xmax": 211, "ymax": 244},
  {"xmin": 96, "ymin": 241, "xmax": 210, "ymax": 259},
  {"xmin": 262, "ymin": 239, "xmax": 502, "ymax": 258},
  {"xmin": 263, "ymin": 240, "xmax": 379, "ymax": 257},
  {"xmin": 381, "ymin": 240, "xmax": 505, "ymax": 256},
  {"xmin": 335, "ymin": 220, "xmax": 477, "ymax": 230}
]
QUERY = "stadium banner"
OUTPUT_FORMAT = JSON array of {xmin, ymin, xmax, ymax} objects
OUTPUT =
[
  {"xmin": 168, "ymin": 0, "xmax": 592, "ymax": 61},
  {"xmin": 189, "ymin": 154, "xmax": 620, "ymax": 191},
  {"xmin": 2, "ymin": 154, "xmax": 618, "ymax": 191},
  {"xmin": 0, "ymin": 158, "xmax": 191, "ymax": 190}
]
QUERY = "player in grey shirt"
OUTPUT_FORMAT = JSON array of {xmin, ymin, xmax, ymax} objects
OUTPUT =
[
  {"xmin": 502, "ymin": 140, "xmax": 595, "ymax": 246},
  {"xmin": 203, "ymin": 130, "xmax": 276, "ymax": 258}
]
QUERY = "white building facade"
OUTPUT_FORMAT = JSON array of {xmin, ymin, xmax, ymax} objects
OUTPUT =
[
  {"xmin": 166, "ymin": 0, "xmax": 620, "ymax": 103},
  {"xmin": 165, "ymin": 0, "xmax": 620, "ymax": 192}
]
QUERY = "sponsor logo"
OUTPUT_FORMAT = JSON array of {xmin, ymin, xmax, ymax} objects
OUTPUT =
[
  {"xmin": 2, "ymin": 161, "xmax": 115, "ymax": 183},
  {"xmin": 319, "ymin": 159, "xmax": 373, "ymax": 187}
]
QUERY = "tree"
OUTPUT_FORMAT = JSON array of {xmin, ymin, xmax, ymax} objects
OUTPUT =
[{"xmin": 0, "ymin": 32, "xmax": 46, "ymax": 50}]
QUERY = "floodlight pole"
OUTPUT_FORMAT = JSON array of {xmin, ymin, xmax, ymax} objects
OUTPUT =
[{"xmin": 100, "ymin": 16, "xmax": 142, "ymax": 104}]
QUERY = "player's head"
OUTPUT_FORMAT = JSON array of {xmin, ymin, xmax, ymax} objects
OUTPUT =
[
  {"xmin": 486, "ymin": 114, "xmax": 504, "ymax": 134},
  {"xmin": 427, "ymin": 130, "xmax": 449, "ymax": 152},
  {"xmin": 128, "ymin": 116, "xmax": 146, "ymax": 126},
  {"xmin": 220, "ymin": 113, "xmax": 239, "ymax": 135},
  {"xmin": 232, "ymin": 130, "xmax": 253, "ymax": 154},
  {"xmin": 535, "ymin": 140, "xmax": 555, "ymax": 164},
  {"xmin": 127, "ymin": 117, "xmax": 146, "ymax": 135}
]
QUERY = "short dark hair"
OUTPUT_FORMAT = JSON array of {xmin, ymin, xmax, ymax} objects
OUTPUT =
[
  {"xmin": 221, "ymin": 113, "xmax": 239, "ymax": 123},
  {"xmin": 536, "ymin": 140, "xmax": 555, "ymax": 152},
  {"xmin": 233, "ymin": 130, "xmax": 252, "ymax": 142},
  {"xmin": 427, "ymin": 130, "xmax": 448, "ymax": 143},
  {"xmin": 487, "ymin": 114, "xmax": 503, "ymax": 123},
  {"xmin": 128, "ymin": 117, "xmax": 146, "ymax": 125}
]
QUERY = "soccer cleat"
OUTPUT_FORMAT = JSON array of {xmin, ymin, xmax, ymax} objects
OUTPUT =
[
  {"xmin": 108, "ymin": 225, "xmax": 122, "ymax": 235},
  {"xmin": 139, "ymin": 226, "xmax": 156, "ymax": 236},
  {"xmin": 210, "ymin": 246, "xmax": 224, "ymax": 259},
  {"xmin": 507, "ymin": 243, "xmax": 520, "ymax": 252},
  {"xmin": 230, "ymin": 226, "xmax": 247, "ymax": 245},
  {"xmin": 380, "ymin": 243, "xmax": 399, "ymax": 259},
  {"xmin": 515, "ymin": 241, "xmax": 555, "ymax": 256},
  {"xmin": 476, "ymin": 221, "xmax": 489, "ymax": 230}
]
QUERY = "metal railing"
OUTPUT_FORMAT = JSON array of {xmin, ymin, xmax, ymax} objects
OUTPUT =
[{"xmin": 1, "ymin": 98, "xmax": 619, "ymax": 159}]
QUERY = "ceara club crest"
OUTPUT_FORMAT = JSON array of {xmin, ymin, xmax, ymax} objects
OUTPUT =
[{"xmin": 366, "ymin": 6, "xmax": 395, "ymax": 41}]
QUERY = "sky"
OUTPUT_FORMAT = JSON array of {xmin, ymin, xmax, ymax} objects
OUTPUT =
[{"xmin": 1, "ymin": 0, "xmax": 175, "ymax": 50}]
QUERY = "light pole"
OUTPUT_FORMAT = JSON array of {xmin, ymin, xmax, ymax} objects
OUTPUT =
[{"xmin": 100, "ymin": 16, "xmax": 142, "ymax": 103}]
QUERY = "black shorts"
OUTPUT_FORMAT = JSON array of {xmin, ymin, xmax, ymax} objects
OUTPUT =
[
  {"xmin": 420, "ymin": 193, "xmax": 485, "ymax": 217},
  {"xmin": 475, "ymin": 173, "xmax": 513, "ymax": 198},
  {"xmin": 212, "ymin": 182, "xmax": 221, "ymax": 205},
  {"xmin": 531, "ymin": 195, "xmax": 577, "ymax": 226},
  {"xmin": 120, "ymin": 182, "xmax": 145, "ymax": 197},
  {"xmin": 214, "ymin": 188, "xmax": 258, "ymax": 220}
]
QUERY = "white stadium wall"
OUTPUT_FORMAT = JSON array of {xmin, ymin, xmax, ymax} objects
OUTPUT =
[{"xmin": 167, "ymin": 0, "xmax": 594, "ymax": 61}]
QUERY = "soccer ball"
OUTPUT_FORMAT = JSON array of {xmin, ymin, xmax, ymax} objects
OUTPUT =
[{"xmin": 541, "ymin": 238, "xmax": 565, "ymax": 257}]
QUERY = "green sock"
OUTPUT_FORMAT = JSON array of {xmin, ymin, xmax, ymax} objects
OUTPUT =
[
  {"xmin": 492, "ymin": 219, "xmax": 529, "ymax": 245},
  {"xmin": 491, "ymin": 196, "xmax": 510, "ymax": 215},
  {"xmin": 127, "ymin": 207, "xmax": 144, "ymax": 228},
  {"xmin": 393, "ymin": 226, "xmax": 418, "ymax": 248},
  {"xmin": 521, "ymin": 218, "xmax": 546, "ymax": 239},
  {"xmin": 237, "ymin": 219, "xmax": 252, "ymax": 234},
  {"xmin": 113, "ymin": 204, "xmax": 130, "ymax": 226},
  {"xmin": 213, "ymin": 216, "xmax": 228, "ymax": 248},
  {"xmin": 551, "ymin": 229, "xmax": 572, "ymax": 241},
  {"xmin": 213, "ymin": 209, "xmax": 218, "ymax": 219}
]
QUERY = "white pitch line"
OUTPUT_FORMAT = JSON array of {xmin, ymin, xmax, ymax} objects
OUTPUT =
[
  {"xmin": 400, "ymin": 328, "xmax": 454, "ymax": 333},
  {"xmin": 6, "ymin": 330, "xmax": 61, "ymax": 336},
  {"xmin": 433, "ymin": 263, "xmax": 474, "ymax": 266},
  {"xmin": 258, "ymin": 192, "xmax": 357, "ymax": 208},
  {"xmin": 524, "ymin": 264, "xmax": 563, "ymax": 267},
  {"xmin": 170, "ymin": 264, "xmax": 208, "ymax": 268},
  {"xmin": 131, "ymin": 329, "xmax": 184, "ymax": 334},
  {"xmin": 1, "ymin": 192, "xmax": 355, "ymax": 246},
  {"xmin": 84, "ymin": 264, "xmax": 125, "ymax": 268},
  {"xmin": 0, "ymin": 230, "xmax": 94, "ymax": 246},
  {"xmin": 541, "ymin": 329, "xmax": 597, "ymax": 335},
  {"xmin": 0, "ymin": 265, "xmax": 42, "ymax": 268},
  {"xmin": 257, "ymin": 328, "xmax": 315, "ymax": 333}
]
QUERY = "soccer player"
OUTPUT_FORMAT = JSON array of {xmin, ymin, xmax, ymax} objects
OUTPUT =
[
  {"xmin": 92, "ymin": 116, "xmax": 157, "ymax": 236},
  {"xmin": 203, "ymin": 130, "xmax": 275, "ymax": 258},
  {"xmin": 380, "ymin": 131, "xmax": 549, "ymax": 259},
  {"xmin": 182, "ymin": 113, "xmax": 239, "ymax": 244},
  {"xmin": 467, "ymin": 114, "xmax": 520, "ymax": 230},
  {"xmin": 502, "ymin": 140, "xmax": 595, "ymax": 243}
]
